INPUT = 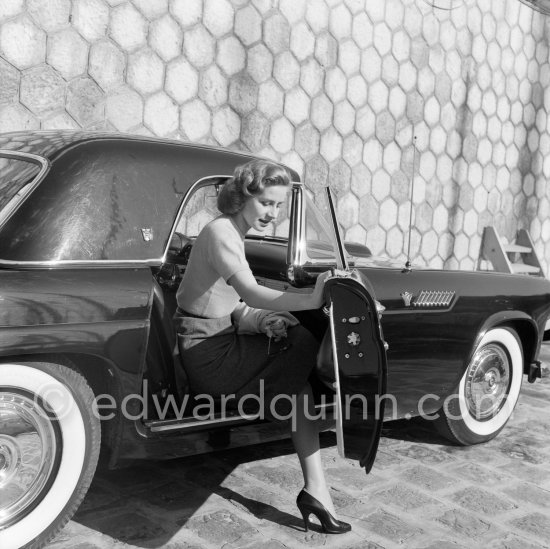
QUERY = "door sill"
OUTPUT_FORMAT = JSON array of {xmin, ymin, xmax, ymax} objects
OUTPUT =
[{"xmin": 143, "ymin": 400, "xmax": 336, "ymax": 433}]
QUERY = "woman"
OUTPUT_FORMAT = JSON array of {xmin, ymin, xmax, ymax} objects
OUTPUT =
[{"xmin": 175, "ymin": 159, "xmax": 351, "ymax": 534}]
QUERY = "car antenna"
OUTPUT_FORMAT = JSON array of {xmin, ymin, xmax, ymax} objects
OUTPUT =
[{"xmin": 403, "ymin": 135, "xmax": 417, "ymax": 273}]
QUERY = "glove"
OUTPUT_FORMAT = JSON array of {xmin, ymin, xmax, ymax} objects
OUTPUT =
[
  {"xmin": 231, "ymin": 303, "xmax": 299, "ymax": 340},
  {"xmin": 232, "ymin": 302, "xmax": 269, "ymax": 334},
  {"xmin": 260, "ymin": 311, "xmax": 299, "ymax": 341}
]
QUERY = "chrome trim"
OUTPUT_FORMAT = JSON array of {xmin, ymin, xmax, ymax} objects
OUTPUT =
[
  {"xmin": 0, "ymin": 258, "xmax": 159, "ymax": 268},
  {"xmin": 146, "ymin": 400, "xmax": 336, "ymax": 433},
  {"xmin": 0, "ymin": 151, "xmax": 50, "ymax": 229},
  {"xmin": 401, "ymin": 291, "xmax": 413, "ymax": 307},
  {"xmin": 326, "ymin": 186, "xmax": 347, "ymax": 271},
  {"xmin": 290, "ymin": 189, "xmax": 351, "ymax": 271},
  {"xmin": 287, "ymin": 184, "xmax": 304, "ymax": 277},
  {"xmin": 328, "ymin": 302, "xmax": 346, "ymax": 458},
  {"xmin": 413, "ymin": 290, "xmax": 455, "ymax": 308},
  {"xmin": 147, "ymin": 412, "xmax": 262, "ymax": 432}
]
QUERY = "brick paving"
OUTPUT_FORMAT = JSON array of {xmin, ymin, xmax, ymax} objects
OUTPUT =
[{"xmin": 46, "ymin": 346, "xmax": 550, "ymax": 549}]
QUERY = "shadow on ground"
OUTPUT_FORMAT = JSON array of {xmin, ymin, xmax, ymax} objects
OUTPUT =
[{"xmin": 72, "ymin": 418, "xmax": 453, "ymax": 547}]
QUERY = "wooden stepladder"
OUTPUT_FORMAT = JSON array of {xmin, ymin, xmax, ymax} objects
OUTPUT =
[{"xmin": 479, "ymin": 226, "xmax": 544, "ymax": 276}]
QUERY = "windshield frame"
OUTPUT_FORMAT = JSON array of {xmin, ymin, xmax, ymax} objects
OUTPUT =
[
  {"xmin": 287, "ymin": 184, "xmax": 351, "ymax": 285},
  {"xmin": 0, "ymin": 150, "xmax": 50, "ymax": 229}
]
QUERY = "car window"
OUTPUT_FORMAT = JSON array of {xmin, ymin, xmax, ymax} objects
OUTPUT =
[
  {"xmin": 175, "ymin": 184, "xmax": 221, "ymax": 237},
  {"xmin": 256, "ymin": 189, "xmax": 291, "ymax": 239},
  {"xmin": 175, "ymin": 181, "xmax": 292, "ymax": 240}
]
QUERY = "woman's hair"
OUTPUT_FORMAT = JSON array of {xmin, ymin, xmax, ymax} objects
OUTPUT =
[{"xmin": 217, "ymin": 160, "xmax": 291, "ymax": 215}]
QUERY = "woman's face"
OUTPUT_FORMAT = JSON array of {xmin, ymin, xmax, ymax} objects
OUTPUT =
[{"xmin": 234, "ymin": 184, "xmax": 289, "ymax": 234}]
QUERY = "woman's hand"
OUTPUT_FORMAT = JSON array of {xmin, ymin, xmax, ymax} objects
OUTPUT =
[
  {"xmin": 310, "ymin": 270, "xmax": 332, "ymax": 309},
  {"xmin": 260, "ymin": 312, "xmax": 300, "ymax": 340},
  {"xmin": 264, "ymin": 317, "xmax": 287, "ymax": 340}
]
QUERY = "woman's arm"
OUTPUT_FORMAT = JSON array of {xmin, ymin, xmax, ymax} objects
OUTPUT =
[{"xmin": 228, "ymin": 269, "xmax": 330, "ymax": 311}]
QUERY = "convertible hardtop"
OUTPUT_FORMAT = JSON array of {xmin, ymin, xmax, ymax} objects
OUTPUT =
[
  {"xmin": 0, "ymin": 130, "xmax": 300, "ymax": 181},
  {"xmin": 0, "ymin": 131, "xmax": 299, "ymax": 264}
]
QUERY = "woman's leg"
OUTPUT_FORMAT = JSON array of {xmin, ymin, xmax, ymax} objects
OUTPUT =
[{"xmin": 291, "ymin": 382, "xmax": 338, "ymax": 518}]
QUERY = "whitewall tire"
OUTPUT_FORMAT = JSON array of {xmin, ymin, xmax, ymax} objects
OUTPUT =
[
  {"xmin": 0, "ymin": 362, "xmax": 100, "ymax": 549},
  {"xmin": 435, "ymin": 327, "xmax": 523, "ymax": 445}
]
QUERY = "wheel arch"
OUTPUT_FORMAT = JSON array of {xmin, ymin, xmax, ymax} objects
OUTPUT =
[
  {"xmin": 0, "ymin": 352, "xmax": 123, "ymax": 468},
  {"xmin": 470, "ymin": 311, "xmax": 539, "ymax": 375},
  {"xmin": 434, "ymin": 325, "xmax": 525, "ymax": 445}
]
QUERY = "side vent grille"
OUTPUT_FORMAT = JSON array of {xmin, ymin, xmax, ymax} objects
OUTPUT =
[{"xmin": 413, "ymin": 290, "xmax": 455, "ymax": 308}]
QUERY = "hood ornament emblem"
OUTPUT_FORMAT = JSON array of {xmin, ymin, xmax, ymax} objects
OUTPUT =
[{"xmin": 401, "ymin": 291, "xmax": 414, "ymax": 307}]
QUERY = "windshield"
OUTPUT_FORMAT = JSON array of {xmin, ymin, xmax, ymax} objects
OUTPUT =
[{"xmin": 0, "ymin": 154, "xmax": 43, "ymax": 224}]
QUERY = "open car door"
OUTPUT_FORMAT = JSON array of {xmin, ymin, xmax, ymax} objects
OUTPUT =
[{"xmin": 323, "ymin": 188, "xmax": 388, "ymax": 473}]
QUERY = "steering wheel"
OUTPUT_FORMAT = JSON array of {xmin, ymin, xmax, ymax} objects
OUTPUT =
[{"xmin": 168, "ymin": 232, "xmax": 194, "ymax": 265}]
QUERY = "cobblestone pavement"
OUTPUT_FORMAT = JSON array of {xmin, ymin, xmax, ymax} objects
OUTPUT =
[{"xmin": 46, "ymin": 346, "xmax": 550, "ymax": 549}]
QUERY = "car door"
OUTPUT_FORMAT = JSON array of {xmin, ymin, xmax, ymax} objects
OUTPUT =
[
  {"xmin": 289, "ymin": 185, "xmax": 388, "ymax": 473},
  {"xmin": 323, "ymin": 270, "xmax": 388, "ymax": 472}
]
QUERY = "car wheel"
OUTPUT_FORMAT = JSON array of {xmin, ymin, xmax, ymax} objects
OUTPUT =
[
  {"xmin": 0, "ymin": 362, "xmax": 100, "ymax": 549},
  {"xmin": 435, "ymin": 327, "xmax": 523, "ymax": 445}
]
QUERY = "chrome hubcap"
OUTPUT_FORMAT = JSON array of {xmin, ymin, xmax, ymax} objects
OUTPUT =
[
  {"xmin": 465, "ymin": 343, "xmax": 510, "ymax": 420},
  {"xmin": 0, "ymin": 391, "xmax": 58, "ymax": 528}
]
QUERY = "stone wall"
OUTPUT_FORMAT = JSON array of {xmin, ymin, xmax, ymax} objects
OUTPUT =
[{"xmin": 1, "ymin": 0, "xmax": 549, "ymax": 273}]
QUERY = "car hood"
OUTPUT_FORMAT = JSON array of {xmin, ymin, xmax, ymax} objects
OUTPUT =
[{"xmin": 350, "ymin": 255, "xmax": 420, "ymax": 270}]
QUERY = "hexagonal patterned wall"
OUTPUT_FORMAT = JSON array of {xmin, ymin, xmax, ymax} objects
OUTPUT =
[{"xmin": 1, "ymin": 0, "xmax": 550, "ymax": 274}]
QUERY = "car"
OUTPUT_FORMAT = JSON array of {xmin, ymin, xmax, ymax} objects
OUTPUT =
[{"xmin": 1, "ymin": 130, "xmax": 549, "ymax": 549}]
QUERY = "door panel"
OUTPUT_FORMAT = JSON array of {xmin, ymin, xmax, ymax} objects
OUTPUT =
[{"xmin": 325, "ymin": 273, "xmax": 388, "ymax": 473}]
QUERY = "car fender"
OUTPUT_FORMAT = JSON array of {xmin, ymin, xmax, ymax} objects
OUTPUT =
[
  {"xmin": 461, "ymin": 310, "xmax": 538, "ymax": 385},
  {"xmin": 0, "ymin": 267, "xmax": 156, "ymax": 467}
]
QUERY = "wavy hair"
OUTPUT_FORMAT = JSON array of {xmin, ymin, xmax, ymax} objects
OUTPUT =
[{"xmin": 217, "ymin": 160, "xmax": 291, "ymax": 215}]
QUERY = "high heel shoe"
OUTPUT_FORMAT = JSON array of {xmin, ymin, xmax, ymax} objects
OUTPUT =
[{"xmin": 296, "ymin": 489, "xmax": 351, "ymax": 534}]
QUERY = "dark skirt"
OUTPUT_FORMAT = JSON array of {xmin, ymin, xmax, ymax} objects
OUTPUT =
[{"xmin": 174, "ymin": 312, "xmax": 318, "ymax": 421}]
